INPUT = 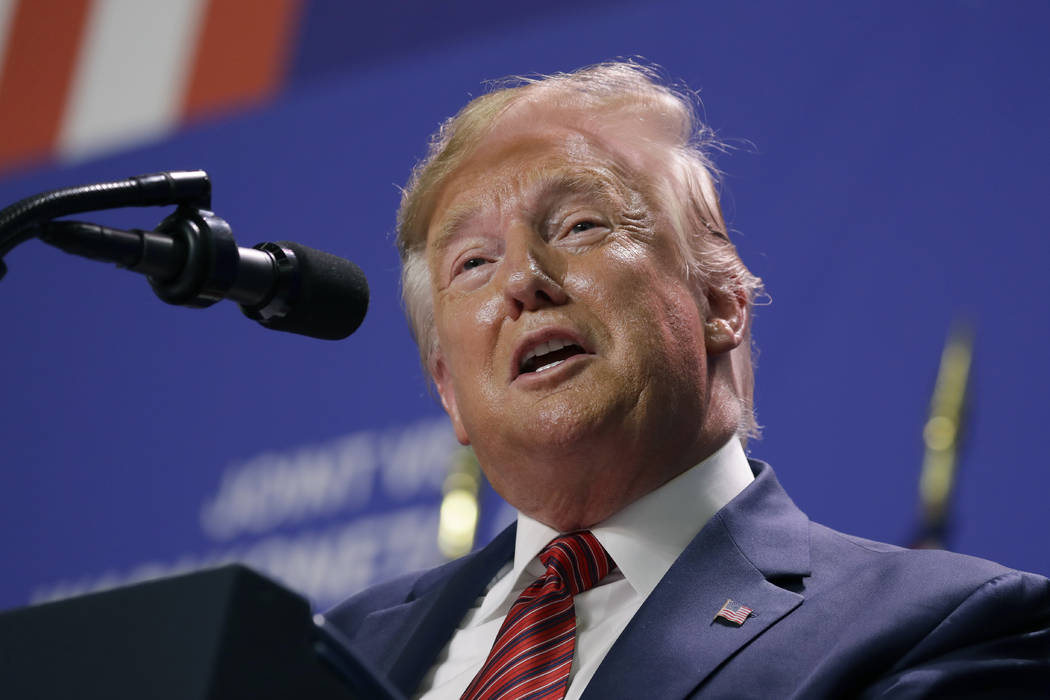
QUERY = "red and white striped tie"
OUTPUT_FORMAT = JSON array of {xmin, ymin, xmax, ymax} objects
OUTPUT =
[{"xmin": 461, "ymin": 531, "xmax": 615, "ymax": 700}]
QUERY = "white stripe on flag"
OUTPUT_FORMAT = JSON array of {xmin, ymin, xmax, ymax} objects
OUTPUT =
[
  {"xmin": 57, "ymin": 0, "xmax": 208, "ymax": 162},
  {"xmin": 0, "ymin": 0, "xmax": 18, "ymax": 84}
]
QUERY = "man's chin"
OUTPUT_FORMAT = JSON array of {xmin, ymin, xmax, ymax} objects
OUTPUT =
[
  {"xmin": 524, "ymin": 403, "xmax": 624, "ymax": 452},
  {"xmin": 510, "ymin": 472, "xmax": 646, "ymax": 531}
]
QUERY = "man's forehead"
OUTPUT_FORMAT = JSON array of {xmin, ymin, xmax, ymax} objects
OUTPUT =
[
  {"xmin": 425, "ymin": 108, "xmax": 664, "ymax": 242},
  {"xmin": 427, "ymin": 161, "xmax": 632, "ymax": 254},
  {"xmin": 439, "ymin": 135, "xmax": 601, "ymax": 203}
]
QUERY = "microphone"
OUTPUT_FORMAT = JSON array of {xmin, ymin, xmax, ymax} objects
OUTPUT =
[
  {"xmin": 237, "ymin": 240, "xmax": 370, "ymax": 340},
  {"xmin": 38, "ymin": 210, "xmax": 368, "ymax": 340}
]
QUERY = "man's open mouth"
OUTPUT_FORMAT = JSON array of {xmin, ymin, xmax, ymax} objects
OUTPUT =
[{"xmin": 519, "ymin": 338, "xmax": 587, "ymax": 375}]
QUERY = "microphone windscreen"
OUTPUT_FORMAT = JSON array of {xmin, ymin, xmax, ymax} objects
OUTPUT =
[{"xmin": 263, "ymin": 241, "xmax": 369, "ymax": 340}]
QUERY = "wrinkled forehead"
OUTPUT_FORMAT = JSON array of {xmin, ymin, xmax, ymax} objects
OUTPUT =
[{"xmin": 425, "ymin": 102, "xmax": 672, "ymax": 238}]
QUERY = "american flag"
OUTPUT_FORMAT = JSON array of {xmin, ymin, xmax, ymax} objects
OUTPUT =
[
  {"xmin": 0, "ymin": 0, "xmax": 300, "ymax": 176},
  {"xmin": 714, "ymin": 598, "xmax": 753, "ymax": 626}
]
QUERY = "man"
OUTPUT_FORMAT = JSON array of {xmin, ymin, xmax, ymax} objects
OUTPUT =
[{"xmin": 327, "ymin": 63, "xmax": 1050, "ymax": 698}]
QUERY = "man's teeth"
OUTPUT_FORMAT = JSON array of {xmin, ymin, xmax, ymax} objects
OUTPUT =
[
  {"xmin": 520, "ymin": 338, "xmax": 581, "ymax": 374},
  {"xmin": 524, "ymin": 338, "xmax": 572, "ymax": 364}
]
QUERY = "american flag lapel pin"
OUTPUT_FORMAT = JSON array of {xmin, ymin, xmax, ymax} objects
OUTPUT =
[{"xmin": 713, "ymin": 598, "xmax": 754, "ymax": 626}]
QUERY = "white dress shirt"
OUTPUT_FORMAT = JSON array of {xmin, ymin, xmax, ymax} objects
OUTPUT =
[{"xmin": 414, "ymin": 438, "xmax": 755, "ymax": 700}]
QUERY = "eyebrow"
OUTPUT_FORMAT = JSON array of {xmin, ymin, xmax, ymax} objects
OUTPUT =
[
  {"xmin": 532, "ymin": 167, "xmax": 629, "ymax": 214},
  {"xmin": 427, "ymin": 163, "xmax": 634, "ymax": 253},
  {"xmin": 429, "ymin": 203, "xmax": 485, "ymax": 256}
]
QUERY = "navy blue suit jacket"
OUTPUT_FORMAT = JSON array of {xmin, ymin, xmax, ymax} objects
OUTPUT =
[{"xmin": 326, "ymin": 463, "xmax": 1050, "ymax": 698}]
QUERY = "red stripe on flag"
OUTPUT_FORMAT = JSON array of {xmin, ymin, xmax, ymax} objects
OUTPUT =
[
  {"xmin": 0, "ymin": 0, "xmax": 92, "ymax": 172},
  {"xmin": 181, "ymin": 0, "xmax": 302, "ymax": 121}
]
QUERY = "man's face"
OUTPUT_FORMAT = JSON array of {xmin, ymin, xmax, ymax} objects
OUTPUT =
[{"xmin": 424, "ymin": 105, "xmax": 744, "ymax": 530}]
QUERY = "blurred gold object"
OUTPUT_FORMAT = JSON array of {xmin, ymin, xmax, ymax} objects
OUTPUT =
[
  {"xmin": 438, "ymin": 446, "xmax": 481, "ymax": 558},
  {"xmin": 915, "ymin": 320, "xmax": 974, "ymax": 548}
]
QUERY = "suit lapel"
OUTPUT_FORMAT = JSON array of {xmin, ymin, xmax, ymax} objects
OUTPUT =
[
  {"xmin": 582, "ymin": 462, "xmax": 810, "ymax": 699},
  {"xmin": 355, "ymin": 524, "xmax": 516, "ymax": 696}
]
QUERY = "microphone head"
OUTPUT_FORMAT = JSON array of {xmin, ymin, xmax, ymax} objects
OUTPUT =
[{"xmin": 253, "ymin": 241, "xmax": 369, "ymax": 340}]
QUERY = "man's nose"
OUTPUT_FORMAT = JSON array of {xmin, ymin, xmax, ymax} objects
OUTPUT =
[{"xmin": 500, "ymin": 232, "xmax": 568, "ymax": 319}]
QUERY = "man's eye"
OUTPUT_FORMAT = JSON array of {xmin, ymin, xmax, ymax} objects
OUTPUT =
[
  {"xmin": 570, "ymin": 221, "xmax": 598, "ymax": 234},
  {"xmin": 461, "ymin": 257, "xmax": 488, "ymax": 271}
]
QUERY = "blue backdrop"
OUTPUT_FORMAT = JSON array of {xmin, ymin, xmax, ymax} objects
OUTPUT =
[{"xmin": 2, "ymin": 0, "xmax": 1048, "ymax": 612}]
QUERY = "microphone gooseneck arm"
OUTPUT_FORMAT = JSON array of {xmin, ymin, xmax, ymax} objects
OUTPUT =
[{"xmin": 0, "ymin": 170, "xmax": 211, "ymax": 280}]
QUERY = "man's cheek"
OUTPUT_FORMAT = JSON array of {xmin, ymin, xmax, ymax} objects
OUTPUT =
[{"xmin": 474, "ymin": 293, "xmax": 505, "ymax": 326}]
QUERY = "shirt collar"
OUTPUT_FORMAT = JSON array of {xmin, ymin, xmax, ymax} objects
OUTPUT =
[{"xmin": 511, "ymin": 438, "xmax": 755, "ymax": 598}]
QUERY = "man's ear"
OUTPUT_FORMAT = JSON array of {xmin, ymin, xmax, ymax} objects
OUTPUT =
[
  {"xmin": 704, "ymin": 287, "xmax": 748, "ymax": 355},
  {"xmin": 432, "ymin": 355, "xmax": 471, "ymax": 446}
]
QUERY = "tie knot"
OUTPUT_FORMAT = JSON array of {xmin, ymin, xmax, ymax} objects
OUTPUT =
[{"xmin": 539, "ymin": 531, "xmax": 615, "ymax": 596}]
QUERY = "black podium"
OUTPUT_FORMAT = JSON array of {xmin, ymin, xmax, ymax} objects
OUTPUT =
[{"xmin": 0, "ymin": 564, "xmax": 404, "ymax": 700}]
